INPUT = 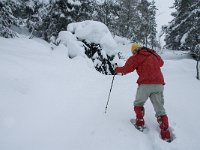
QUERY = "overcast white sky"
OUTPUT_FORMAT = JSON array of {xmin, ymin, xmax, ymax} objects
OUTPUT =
[
  {"xmin": 153, "ymin": 0, "xmax": 175, "ymax": 34},
  {"xmin": 153, "ymin": 0, "xmax": 175, "ymax": 46}
]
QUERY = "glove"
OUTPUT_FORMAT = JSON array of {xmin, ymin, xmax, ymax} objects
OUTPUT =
[
  {"xmin": 114, "ymin": 67, "xmax": 124, "ymax": 76},
  {"xmin": 114, "ymin": 66, "xmax": 119, "ymax": 72}
]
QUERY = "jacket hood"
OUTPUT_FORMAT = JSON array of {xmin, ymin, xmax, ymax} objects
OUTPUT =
[{"xmin": 137, "ymin": 49, "xmax": 152, "ymax": 56}]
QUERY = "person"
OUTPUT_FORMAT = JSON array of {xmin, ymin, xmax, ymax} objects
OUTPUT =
[{"xmin": 115, "ymin": 43, "xmax": 171, "ymax": 141}]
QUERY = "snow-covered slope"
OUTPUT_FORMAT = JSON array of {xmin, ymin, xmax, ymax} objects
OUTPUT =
[{"xmin": 0, "ymin": 37, "xmax": 200, "ymax": 150}]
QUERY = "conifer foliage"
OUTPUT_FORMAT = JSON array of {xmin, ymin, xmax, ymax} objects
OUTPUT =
[
  {"xmin": 83, "ymin": 41, "xmax": 116, "ymax": 75},
  {"xmin": 0, "ymin": 0, "xmax": 20, "ymax": 38},
  {"xmin": 40, "ymin": 0, "xmax": 76, "ymax": 41},
  {"xmin": 0, "ymin": 0, "xmax": 159, "ymax": 48},
  {"xmin": 165, "ymin": 0, "xmax": 200, "ymax": 51}
]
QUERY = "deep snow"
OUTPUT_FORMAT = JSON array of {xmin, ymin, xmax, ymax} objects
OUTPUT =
[{"xmin": 0, "ymin": 37, "xmax": 200, "ymax": 150}]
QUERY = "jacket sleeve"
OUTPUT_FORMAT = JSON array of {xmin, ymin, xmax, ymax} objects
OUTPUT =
[{"xmin": 115, "ymin": 55, "xmax": 138, "ymax": 74}]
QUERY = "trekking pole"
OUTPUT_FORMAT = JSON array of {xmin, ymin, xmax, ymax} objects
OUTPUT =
[{"xmin": 105, "ymin": 75, "xmax": 116, "ymax": 114}]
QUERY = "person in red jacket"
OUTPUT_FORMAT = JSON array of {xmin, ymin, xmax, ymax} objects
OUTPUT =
[{"xmin": 115, "ymin": 43, "xmax": 171, "ymax": 141}]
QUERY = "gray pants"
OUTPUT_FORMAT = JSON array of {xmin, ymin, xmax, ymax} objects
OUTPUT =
[{"xmin": 134, "ymin": 84, "xmax": 166, "ymax": 117}]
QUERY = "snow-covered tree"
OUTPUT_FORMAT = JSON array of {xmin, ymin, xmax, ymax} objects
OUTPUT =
[
  {"xmin": 136, "ymin": 0, "xmax": 158, "ymax": 47},
  {"xmin": 83, "ymin": 41, "xmax": 116, "ymax": 75},
  {"xmin": 0, "ymin": 0, "xmax": 46, "ymax": 38},
  {"xmin": 148, "ymin": 0, "xmax": 158, "ymax": 49},
  {"xmin": 165, "ymin": 0, "xmax": 200, "ymax": 50},
  {"xmin": 0, "ymin": 0, "xmax": 20, "ymax": 38},
  {"xmin": 38, "ymin": 0, "xmax": 95, "ymax": 42},
  {"xmin": 19, "ymin": 0, "xmax": 44, "ymax": 38},
  {"xmin": 92, "ymin": 0, "xmax": 120, "ymax": 36},
  {"xmin": 38, "ymin": 0, "xmax": 75, "ymax": 41},
  {"xmin": 116, "ymin": 0, "xmax": 139, "ymax": 40},
  {"xmin": 73, "ymin": 0, "xmax": 94, "ymax": 22},
  {"xmin": 58, "ymin": 20, "xmax": 121, "ymax": 75}
]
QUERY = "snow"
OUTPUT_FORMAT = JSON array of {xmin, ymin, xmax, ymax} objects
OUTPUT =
[
  {"xmin": 180, "ymin": 32, "xmax": 188, "ymax": 46},
  {"xmin": 56, "ymin": 31, "xmax": 85, "ymax": 58},
  {"xmin": 114, "ymin": 35, "xmax": 131, "ymax": 45},
  {"xmin": 0, "ymin": 35, "xmax": 200, "ymax": 150},
  {"xmin": 67, "ymin": 20, "xmax": 117, "ymax": 56},
  {"xmin": 68, "ymin": 0, "xmax": 81, "ymax": 6}
]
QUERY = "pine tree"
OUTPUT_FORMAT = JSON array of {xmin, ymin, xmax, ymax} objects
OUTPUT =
[
  {"xmin": 116, "ymin": 0, "xmax": 139, "ymax": 40},
  {"xmin": 136, "ymin": 0, "xmax": 151, "ymax": 46},
  {"xmin": 0, "ymin": 0, "xmax": 20, "ymax": 38},
  {"xmin": 83, "ymin": 40, "xmax": 117, "ymax": 75},
  {"xmin": 38, "ymin": 0, "xmax": 95, "ymax": 42},
  {"xmin": 73, "ymin": 0, "xmax": 94, "ymax": 22},
  {"xmin": 184, "ymin": 1, "xmax": 200, "ymax": 50},
  {"xmin": 38, "ymin": 0, "xmax": 76, "ymax": 42},
  {"xmin": 165, "ymin": 0, "xmax": 199, "ymax": 50},
  {"xmin": 93, "ymin": 0, "xmax": 120, "ymax": 35},
  {"xmin": 0, "ymin": 0, "xmax": 45, "ymax": 38},
  {"xmin": 148, "ymin": 0, "xmax": 158, "ymax": 49},
  {"xmin": 19, "ymin": 0, "xmax": 44, "ymax": 38}
]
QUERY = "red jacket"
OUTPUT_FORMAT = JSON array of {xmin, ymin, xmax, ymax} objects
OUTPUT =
[{"xmin": 115, "ymin": 48, "xmax": 165, "ymax": 85}]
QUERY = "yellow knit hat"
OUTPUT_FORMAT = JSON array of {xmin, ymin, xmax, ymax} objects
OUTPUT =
[{"xmin": 131, "ymin": 43, "xmax": 141, "ymax": 53}]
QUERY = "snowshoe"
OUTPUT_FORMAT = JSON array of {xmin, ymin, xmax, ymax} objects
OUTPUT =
[
  {"xmin": 162, "ymin": 129, "xmax": 176, "ymax": 143},
  {"xmin": 130, "ymin": 119, "xmax": 148, "ymax": 133}
]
